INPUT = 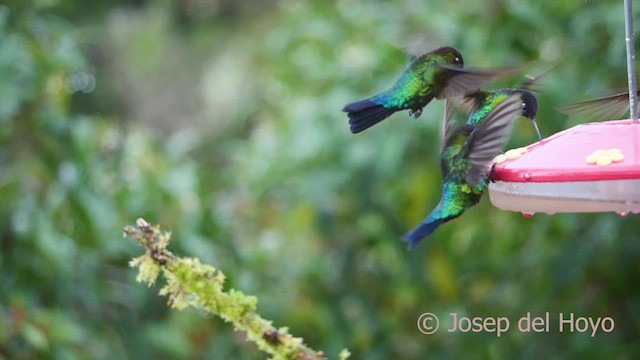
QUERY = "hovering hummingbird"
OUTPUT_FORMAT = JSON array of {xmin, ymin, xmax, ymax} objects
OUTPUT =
[
  {"xmin": 402, "ymin": 96, "xmax": 526, "ymax": 250},
  {"xmin": 342, "ymin": 46, "xmax": 521, "ymax": 133},
  {"xmin": 559, "ymin": 91, "xmax": 640, "ymax": 120}
]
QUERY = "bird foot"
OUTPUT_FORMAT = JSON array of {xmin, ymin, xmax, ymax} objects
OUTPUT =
[{"xmin": 408, "ymin": 108, "xmax": 423, "ymax": 118}]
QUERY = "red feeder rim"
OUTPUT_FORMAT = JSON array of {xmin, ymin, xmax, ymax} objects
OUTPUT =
[{"xmin": 489, "ymin": 120, "xmax": 640, "ymax": 215}]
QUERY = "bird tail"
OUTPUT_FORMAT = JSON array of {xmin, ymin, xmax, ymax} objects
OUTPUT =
[
  {"xmin": 402, "ymin": 206, "xmax": 465, "ymax": 250},
  {"xmin": 342, "ymin": 99, "xmax": 396, "ymax": 133},
  {"xmin": 402, "ymin": 217, "xmax": 447, "ymax": 250}
]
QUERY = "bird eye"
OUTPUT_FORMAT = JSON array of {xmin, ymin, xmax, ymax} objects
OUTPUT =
[
  {"xmin": 521, "ymin": 102, "xmax": 526, "ymax": 109},
  {"xmin": 455, "ymin": 57, "xmax": 461, "ymax": 63}
]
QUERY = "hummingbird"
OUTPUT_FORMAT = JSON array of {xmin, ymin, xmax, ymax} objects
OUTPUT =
[
  {"xmin": 558, "ymin": 90, "xmax": 640, "ymax": 120},
  {"xmin": 342, "ymin": 46, "xmax": 521, "ymax": 133},
  {"xmin": 402, "ymin": 96, "xmax": 526, "ymax": 250}
]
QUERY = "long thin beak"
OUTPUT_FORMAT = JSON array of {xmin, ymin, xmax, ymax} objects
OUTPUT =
[{"xmin": 531, "ymin": 118, "xmax": 542, "ymax": 140}]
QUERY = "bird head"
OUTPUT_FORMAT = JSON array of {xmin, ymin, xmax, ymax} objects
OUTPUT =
[
  {"xmin": 517, "ymin": 89, "xmax": 541, "ymax": 140},
  {"xmin": 435, "ymin": 46, "xmax": 464, "ymax": 67}
]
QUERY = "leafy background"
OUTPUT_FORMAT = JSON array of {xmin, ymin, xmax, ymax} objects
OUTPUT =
[{"xmin": 1, "ymin": 0, "xmax": 639, "ymax": 359}]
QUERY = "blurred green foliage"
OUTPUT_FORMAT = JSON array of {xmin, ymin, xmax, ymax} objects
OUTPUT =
[{"xmin": 1, "ymin": 0, "xmax": 640, "ymax": 359}]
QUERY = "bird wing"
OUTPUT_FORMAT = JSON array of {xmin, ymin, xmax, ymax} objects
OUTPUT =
[
  {"xmin": 440, "ymin": 107, "xmax": 473, "ymax": 175},
  {"xmin": 445, "ymin": 63, "xmax": 555, "ymax": 116},
  {"xmin": 440, "ymin": 97, "xmax": 479, "ymax": 163},
  {"xmin": 460, "ymin": 95, "xmax": 523, "ymax": 187},
  {"xmin": 558, "ymin": 91, "xmax": 636, "ymax": 121},
  {"xmin": 433, "ymin": 65, "xmax": 522, "ymax": 99},
  {"xmin": 440, "ymin": 99, "xmax": 455, "ymax": 153},
  {"xmin": 441, "ymin": 94, "xmax": 486, "ymax": 149},
  {"xmin": 446, "ymin": 91, "xmax": 486, "ymax": 116},
  {"xmin": 400, "ymin": 34, "xmax": 437, "ymax": 60},
  {"xmin": 516, "ymin": 61, "xmax": 560, "ymax": 93}
]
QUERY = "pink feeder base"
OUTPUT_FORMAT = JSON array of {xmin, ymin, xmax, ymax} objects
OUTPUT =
[{"xmin": 488, "ymin": 120, "xmax": 640, "ymax": 214}]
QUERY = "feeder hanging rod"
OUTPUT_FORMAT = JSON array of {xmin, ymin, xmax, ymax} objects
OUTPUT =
[{"xmin": 624, "ymin": 0, "xmax": 638, "ymax": 123}]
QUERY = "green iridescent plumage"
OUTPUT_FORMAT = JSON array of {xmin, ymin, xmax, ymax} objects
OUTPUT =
[
  {"xmin": 402, "ymin": 96, "xmax": 525, "ymax": 250},
  {"xmin": 342, "ymin": 47, "xmax": 521, "ymax": 133}
]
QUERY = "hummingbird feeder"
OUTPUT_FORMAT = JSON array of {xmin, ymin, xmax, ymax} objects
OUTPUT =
[{"xmin": 488, "ymin": 0, "xmax": 640, "ymax": 216}]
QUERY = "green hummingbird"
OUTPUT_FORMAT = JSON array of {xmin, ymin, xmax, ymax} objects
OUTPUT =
[
  {"xmin": 402, "ymin": 96, "xmax": 527, "ymax": 250},
  {"xmin": 343, "ymin": 46, "xmax": 520, "ymax": 133},
  {"xmin": 559, "ymin": 90, "xmax": 640, "ymax": 120}
]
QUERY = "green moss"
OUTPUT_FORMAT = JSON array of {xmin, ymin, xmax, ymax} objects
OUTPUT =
[{"xmin": 125, "ymin": 218, "xmax": 349, "ymax": 360}]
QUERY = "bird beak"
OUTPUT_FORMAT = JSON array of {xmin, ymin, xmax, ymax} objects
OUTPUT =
[{"xmin": 531, "ymin": 118, "xmax": 542, "ymax": 140}]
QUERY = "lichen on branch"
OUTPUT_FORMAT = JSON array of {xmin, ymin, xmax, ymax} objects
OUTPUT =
[{"xmin": 123, "ymin": 218, "xmax": 351, "ymax": 360}]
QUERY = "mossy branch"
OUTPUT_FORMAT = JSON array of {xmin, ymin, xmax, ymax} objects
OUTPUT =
[{"xmin": 123, "ymin": 218, "xmax": 350, "ymax": 360}]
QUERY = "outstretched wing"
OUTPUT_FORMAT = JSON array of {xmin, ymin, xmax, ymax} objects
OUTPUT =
[
  {"xmin": 517, "ymin": 61, "xmax": 560, "ymax": 93},
  {"xmin": 558, "ymin": 91, "xmax": 637, "ymax": 121},
  {"xmin": 433, "ymin": 65, "xmax": 522, "ymax": 99},
  {"xmin": 460, "ymin": 95, "xmax": 522, "ymax": 187}
]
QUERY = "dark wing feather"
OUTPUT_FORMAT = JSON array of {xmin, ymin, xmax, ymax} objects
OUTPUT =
[
  {"xmin": 440, "ymin": 99, "xmax": 455, "ymax": 153},
  {"xmin": 558, "ymin": 91, "xmax": 638, "ymax": 121},
  {"xmin": 433, "ymin": 65, "xmax": 522, "ymax": 99},
  {"xmin": 460, "ymin": 96, "xmax": 522, "ymax": 187},
  {"xmin": 517, "ymin": 61, "xmax": 560, "ymax": 93},
  {"xmin": 447, "ymin": 91, "xmax": 487, "ymax": 115},
  {"xmin": 440, "ymin": 96, "xmax": 481, "ymax": 151}
]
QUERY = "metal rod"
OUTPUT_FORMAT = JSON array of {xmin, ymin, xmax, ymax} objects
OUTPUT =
[{"xmin": 624, "ymin": 0, "xmax": 638, "ymax": 123}]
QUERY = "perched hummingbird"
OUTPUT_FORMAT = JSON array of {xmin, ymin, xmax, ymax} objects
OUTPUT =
[
  {"xmin": 559, "ymin": 90, "xmax": 640, "ymax": 120},
  {"xmin": 342, "ymin": 46, "xmax": 521, "ymax": 133},
  {"xmin": 402, "ymin": 96, "xmax": 527, "ymax": 250}
]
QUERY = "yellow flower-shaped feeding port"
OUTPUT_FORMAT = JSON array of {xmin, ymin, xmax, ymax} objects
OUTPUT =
[
  {"xmin": 493, "ymin": 147, "xmax": 528, "ymax": 164},
  {"xmin": 585, "ymin": 148, "xmax": 625, "ymax": 166}
]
